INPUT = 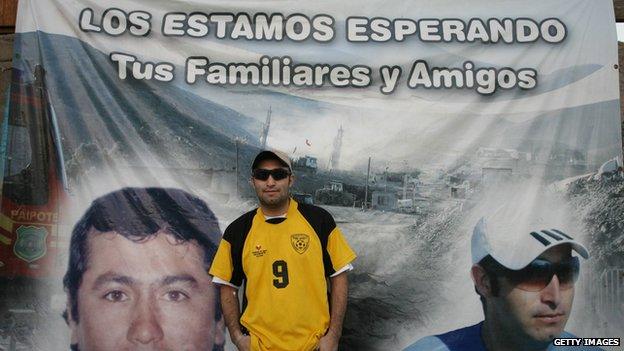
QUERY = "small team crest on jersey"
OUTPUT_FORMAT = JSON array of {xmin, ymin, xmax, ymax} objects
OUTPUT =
[{"xmin": 291, "ymin": 234, "xmax": 310, "ymax": 254}]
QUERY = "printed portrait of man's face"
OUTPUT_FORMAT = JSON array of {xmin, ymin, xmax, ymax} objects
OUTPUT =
[
  {"xmin": 68, "ymin": 230, "xmax": 223, "ymax": 351},
  {"xmin": 63, "ymin": 187, "xmax": 225, "ymax": 351}
]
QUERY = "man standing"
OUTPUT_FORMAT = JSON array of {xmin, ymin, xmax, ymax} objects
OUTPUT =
[
  {"xmin": 404, "ymin": 217, "xmax": 602, "ymax": 351},
  {"xmin": 210, "ymin": 150, "xmax": 356, "ymax": 351},
  {"xmin": 63, "ymin": 187, "xmax": 225, "ymax": 351}
]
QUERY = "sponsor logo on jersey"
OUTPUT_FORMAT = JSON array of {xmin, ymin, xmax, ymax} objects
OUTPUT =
[
  {"xmin": 13, "ymin": 225, "xmax": 48, "ymax": 263},
  {"xmin": 291, "ymin": 234, "xmax": 310, "ymax": 254},
  {"xmin": 252, "ymin": 244, "xmax": 267, "ymax": 257}
]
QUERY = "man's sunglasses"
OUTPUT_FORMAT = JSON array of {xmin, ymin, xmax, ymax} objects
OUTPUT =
[
  {"xmin": 488, "ymin": 256, "xmax": 580, "ymax": 292},
  {"xmin": 252, "ymin": 168, "xmax": 291, "ymax": 181}
]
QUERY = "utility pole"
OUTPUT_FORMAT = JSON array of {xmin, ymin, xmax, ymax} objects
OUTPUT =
[
  {"xmin": 403, "ymin": 174, "xmax": 408, "ymax": 199},
  {"xmin": 235, "ymin": 138, "xmax": 239, "ymax": 198},
  {"xmin": 364, "ymin": 156, "xmax": 371, "ymax": 209}
]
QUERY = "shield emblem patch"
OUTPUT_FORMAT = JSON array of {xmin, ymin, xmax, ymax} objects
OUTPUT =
[
  {"xmin": 13, "ymin": 225, "xmax": 48, "ymax": 263},
  {"xmin": 291, "ymin": 234, "xmax": 310, "ymax": 254}
]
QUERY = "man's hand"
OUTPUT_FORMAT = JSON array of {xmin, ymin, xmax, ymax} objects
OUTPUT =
[
  {"xmin": 318, "ymin": 330, "xmax": 340, "ymax": 351},
  {"xmin": 234, "ymin": 334, "xmax": 251, "ymax": 351}
]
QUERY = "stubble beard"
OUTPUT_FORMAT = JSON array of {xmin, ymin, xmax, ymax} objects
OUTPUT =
[{"xmin": 259, "ymin": 191, "xmax": 289, "ymax": 211}]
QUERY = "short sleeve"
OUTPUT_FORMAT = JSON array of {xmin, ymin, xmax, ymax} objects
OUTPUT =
[
  {"xmin": 327, "ymin": 227, "xmax": 356, "ymax": 272},
  {"xmin": 209, "ymin": 239, "xmax": 237, "ymax": 285},
  {"xmin": 209, "ymin": 210, "xmax": 256, "ymax": 286}
]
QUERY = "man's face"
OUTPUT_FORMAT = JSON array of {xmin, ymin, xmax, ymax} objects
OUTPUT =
[
  {"xmin": 251, "ymin": 159, "xmax": 293, "ymax": 209},
  {"xmin": 489, "ymin": 245, "xmax": 575, "ymax": 346},
  {"xmin": 69, "ymin": 230, "xmax": 218, "ymax": 351}
]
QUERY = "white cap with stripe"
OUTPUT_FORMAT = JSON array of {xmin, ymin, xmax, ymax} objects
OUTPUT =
[{"xmin": 471, "ymin": 216, "xmax": 590, "ymax": 270}]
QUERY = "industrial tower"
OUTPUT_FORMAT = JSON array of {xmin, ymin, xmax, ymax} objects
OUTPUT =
[
  {"xmin": 329, "ymin": 125, "xmax": 343, "ymax": 170},
  {"xmin": 260, "ymin": 106, "xmax": 271, "ymax": 149}
]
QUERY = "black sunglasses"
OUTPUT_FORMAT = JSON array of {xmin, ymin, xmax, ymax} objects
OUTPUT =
[
  {"xmin": 252, "ymin": 168, "xmax": 291, "ymax": 181},
  {"xmin": 487, "ymin": 256, "xmax": 580, "ymax": 292}
]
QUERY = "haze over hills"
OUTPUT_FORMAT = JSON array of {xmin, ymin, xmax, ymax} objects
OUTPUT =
[
  {"xmin": 11, "ymin": 32, "xmax": 620, "ymax": 176},
  {"xmin": 13, "ymin": 32, "xmax": 263, "ymax": 170},
  {"xmin": 354, "ymin": 99, "xmax": 620, "ymax": 172}
]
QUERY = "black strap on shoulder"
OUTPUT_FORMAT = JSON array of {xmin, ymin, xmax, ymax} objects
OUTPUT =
[
  {"xmin": 296, "ymin": 203, "xmax": 337, "ymax": 277},
  {"xmin": 223, "ymin": 209, "xmax": 257, "ymax": 286}
]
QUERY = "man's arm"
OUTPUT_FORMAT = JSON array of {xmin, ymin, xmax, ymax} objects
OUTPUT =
[
  {"xmin": 318, "ymin": 272, "xmax": 349, "ymax": 351},
  {"xmin": 220, "ymin": 284, "xmax": 250, "ymax": 351}
]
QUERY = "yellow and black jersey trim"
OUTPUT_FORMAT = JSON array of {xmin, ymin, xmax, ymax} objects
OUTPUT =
[
  {"xmin": 220, "ymin": 208, "xmax": 257, "ymax": 286},
  {"xmin": 209, "ymin": 199, "xmax": 356, "ymax": 350},
  {"xmin": 297, "ymin": 202, "xmax": 340, "ymax": 277},
  {"xmin": 210, "ymin": 201, "xmax": 354, "ymax": 286}
]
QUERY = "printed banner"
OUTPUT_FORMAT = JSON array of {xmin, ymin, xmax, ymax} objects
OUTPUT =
[{"xmin": 0, "ymin": 0, "xmax": 622, "ymax": 350}]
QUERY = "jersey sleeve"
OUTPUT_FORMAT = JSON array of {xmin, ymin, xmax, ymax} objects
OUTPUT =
[
  {"xmin": 330, "ymin": 263, "xmax": 353, "ymax": 277},
  {"xmin": 327, "ymin": 226, "xmax": 356, "ymax": 273},
  {"xmin": 208, "ymin": 210, "xmax": 256, "ymax": 287},
  {"xmin": 209, "ymin": 238, "xmax": 238, "ymax": 286},
  {"xmin": 297, "ymin": 202, "xmax": 357, "ymax": 277}
]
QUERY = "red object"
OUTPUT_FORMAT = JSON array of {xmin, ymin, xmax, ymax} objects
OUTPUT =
[{"xmin": 0, "ymin": 67, "xmax": 67, "ymax": 278}]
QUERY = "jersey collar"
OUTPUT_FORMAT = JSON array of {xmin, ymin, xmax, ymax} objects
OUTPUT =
[{"xmin": 259, "ymin": 198, "xmax": 298, "ymax": 223}]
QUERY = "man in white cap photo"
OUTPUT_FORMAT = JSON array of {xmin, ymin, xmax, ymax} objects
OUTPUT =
[{"xmin": 404, "ymin": 215, "xmax": 602, "ymax": 351}]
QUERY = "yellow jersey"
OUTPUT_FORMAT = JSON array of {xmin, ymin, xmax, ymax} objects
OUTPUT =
[{"xmin": 209, "ymin": 199, "xmax": 356, "ymax": 351}]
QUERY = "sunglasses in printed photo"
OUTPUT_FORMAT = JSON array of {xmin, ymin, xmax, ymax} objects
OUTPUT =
[
  {"xmin": 252, "ymin": 168, "xmax": 291, "ymax": 181},
  {"xmin": 483, "ymin": 256, "xmax": 580, "ymax": 292}
]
